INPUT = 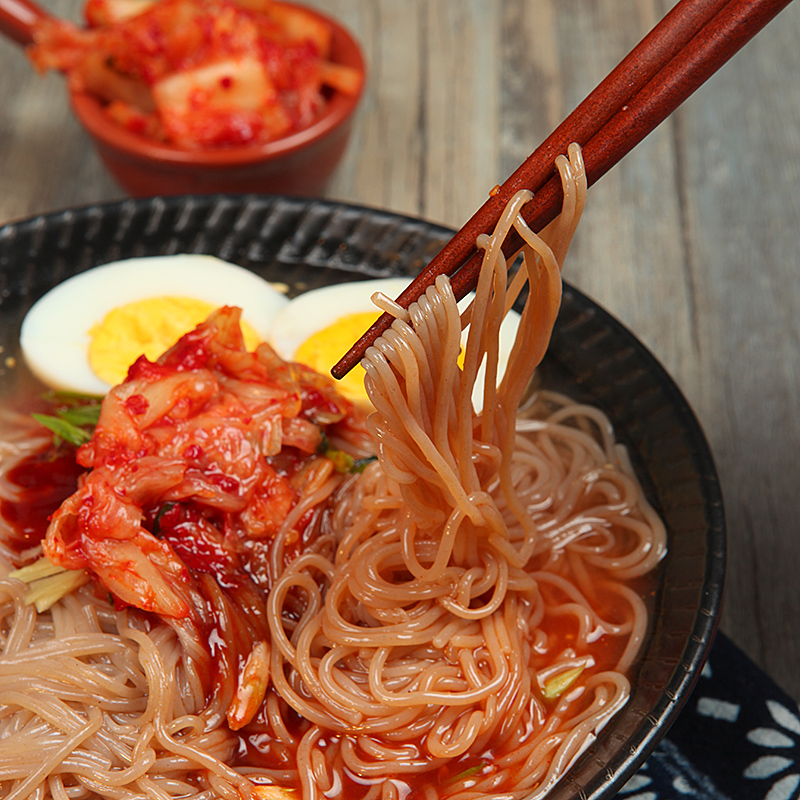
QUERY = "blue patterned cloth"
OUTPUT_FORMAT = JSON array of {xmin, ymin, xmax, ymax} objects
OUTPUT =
[{"xmin": 623, "ymin": 634, "xmax": 800, "ymax": 800}]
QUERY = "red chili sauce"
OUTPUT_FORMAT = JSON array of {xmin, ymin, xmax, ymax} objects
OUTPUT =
[{"xmin": 0, "ymin": 444, "xmax": 85, "ymax": 556}]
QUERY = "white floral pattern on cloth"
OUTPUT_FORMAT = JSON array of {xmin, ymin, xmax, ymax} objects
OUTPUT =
[
  {"xmin": 619, "ymin": 739, "xmax": 734, "ymax": 800},
  {"xmin": 742, "ymin": 701, "xmax": 800, "ymax": 800},
  {"xmin": 619, "ymin": 634, "xmax": 800, "ymax": 800}
]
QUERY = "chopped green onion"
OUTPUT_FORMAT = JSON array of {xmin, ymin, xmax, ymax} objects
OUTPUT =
[
  {"xmin": 153, "ymin": 502, "xmax": 176, "ymax": 535},
  {"xmin": 24, "ymin": 570, "xmax": 90, "ymax": 612},
  {"xmin": 32, "ymin": 413, "xmax": 92, "ymax": 447},
  {"xmin": 9, "ymin": 556, "xmax": 64, "ymax": 582},
  {"xmin": 58, "ymin": 404, "xmax": 102, "ymax": 427},
  {"xmin": 10, "ymin": 556, "xmax": 89, "ymax": 612},
  {"xmin": 32, "ymin": 395, "xmax": 102, "ymax": 447},
  {"xmin": 42, "ymin": 389, "xmax": 103, "ymax": 404},
  {"xmin": 325, "ymin": 449, "xmax": 378, "ymax": 474},
  {"xmin": 326, "ymin": 449, "xmax": 354, "ymax": 473},
  {"xmin": 542, "ymin": 665, "xmax": 586, "ymax": 701},
  {"xmin": 351, "ymin": 456, "xmax": 378, "ymax": 473},
  {"xmin": 446, "ymin": 762, "xmax": 489, "ymax": 785}
]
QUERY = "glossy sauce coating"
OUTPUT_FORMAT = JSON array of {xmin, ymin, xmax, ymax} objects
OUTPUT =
[{"xmin": 0, "ymin": 446, "xmax": 85, "ymax": 554}]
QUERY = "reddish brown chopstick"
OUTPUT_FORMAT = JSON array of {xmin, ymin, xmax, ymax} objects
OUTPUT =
[
  {"xmin": 0, "ymin": 0, "xmax": 47, "ymax": 46},
  {"xmin": 332, "ymin": 0, "xmax": 793, "ymax": 380}
]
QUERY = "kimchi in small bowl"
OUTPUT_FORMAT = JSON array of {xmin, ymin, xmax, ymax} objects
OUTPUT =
[{"xmin": 34, "ymin": 0, "xmax": 366, "ymax": 197}]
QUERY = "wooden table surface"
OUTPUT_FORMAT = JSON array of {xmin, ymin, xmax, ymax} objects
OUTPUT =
[{"xmin": 2, "ymin": 0, "xmax": 800, "ymax": 702}]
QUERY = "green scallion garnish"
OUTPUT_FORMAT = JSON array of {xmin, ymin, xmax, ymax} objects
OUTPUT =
[
  {"xmin": 446, "ymin": 762, "xmax": 489, "ymax": 785},
  {"xmin": 33, "ymin": 394, "xmax": 103, "ymax": 447},
  {"xmin": 32, "ymin": 413, "xmax": 93, "ymax": 447},
  {"xmin": 325, "ymin": 449, "xmax": 378, "ymax": 474}
]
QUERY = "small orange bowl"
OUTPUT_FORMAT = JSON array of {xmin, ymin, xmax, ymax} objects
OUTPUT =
[{"xmin": 69, "ymin": 4, "xmax": 365, "ymax": 198}]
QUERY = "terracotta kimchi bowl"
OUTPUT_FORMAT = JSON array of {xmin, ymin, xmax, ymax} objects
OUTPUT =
[{"xmin": 68, "ymin": 6, "xmax": 364, "ymax": 198}]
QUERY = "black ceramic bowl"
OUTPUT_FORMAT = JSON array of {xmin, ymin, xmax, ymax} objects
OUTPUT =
[{"xmin": 0, "ymin": 195, "xmax": 725, "ymax": 800}]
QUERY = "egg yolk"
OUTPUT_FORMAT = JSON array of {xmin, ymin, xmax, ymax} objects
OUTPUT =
[
  {"xmin": 88, "ymin": 296, "xmax": 260, "ymax": 386},
  {"xmin": 294, "ymin": 311, "xmax": 472, "ymax": 407},
  {"xmin": 295, "ymin": 311, "xmax": 379, "ymax": 406}
]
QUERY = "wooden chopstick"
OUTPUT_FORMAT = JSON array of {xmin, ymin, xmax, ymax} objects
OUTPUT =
[
  {"xmin": 331, "ymin": 0, "xmax": 793, "ymax": 380},
  {"xmin": 344, "ymin": 0, "xmax": 731, "ymax": 343},
  {"xmin": 0, "ymin": 0, "xmax": 48, "ymax": 47}
]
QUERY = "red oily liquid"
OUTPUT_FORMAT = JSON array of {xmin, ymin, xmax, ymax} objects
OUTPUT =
[{"xmin": 0, "ymin": 446, "xmax": 84, "ymax": 554}]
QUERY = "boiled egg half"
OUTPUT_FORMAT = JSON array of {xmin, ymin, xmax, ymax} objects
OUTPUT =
[
  {"xmin": 20, "ymin": 255, "xmax": 289, "ymax": 395},
  {"xmin": 268, "ymin": 278, "xmax": 522, "ymax": 410}
]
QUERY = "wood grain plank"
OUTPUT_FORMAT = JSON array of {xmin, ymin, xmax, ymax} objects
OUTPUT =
[
  {"xmin": 676, "ymin": 0, "xmax": 800, "ymax": 699},
  {"xmin": 419, "ymin": 1, "xmax": 501, "ymax": 228},
  {"xmin": 323, "ymin": 0, "xmax": 426, "ymax": 215},
  {"xmin": 499, "ymin": 1, "xmax": 697, "ymax": 383}
]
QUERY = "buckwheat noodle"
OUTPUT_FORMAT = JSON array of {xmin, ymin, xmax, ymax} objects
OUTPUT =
[{"xmin": 0, "ymin": 144, "xmax": 666, "ymax": 800}]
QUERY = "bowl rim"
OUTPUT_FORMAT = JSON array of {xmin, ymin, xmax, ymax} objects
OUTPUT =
[{"xmin": 69, "ymin": 1, "xmax": 366, "ymax": 167}]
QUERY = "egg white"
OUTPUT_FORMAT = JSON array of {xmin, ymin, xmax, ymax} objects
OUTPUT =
[
  {"xmin": 268, "ymin": 277, "xmax": 522, "ymax": 411},
  {"xmin": 20, "ymin": 255, "xmax": 289, "ymax": 396},
  {"xmin": 268, "ymin": 277, "xmax": 412, "ymax": 363}
]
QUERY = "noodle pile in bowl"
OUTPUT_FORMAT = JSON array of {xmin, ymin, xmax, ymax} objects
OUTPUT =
[{"xmin": 0, "ymin": 145, "xmax": 666, "ymax": 800}]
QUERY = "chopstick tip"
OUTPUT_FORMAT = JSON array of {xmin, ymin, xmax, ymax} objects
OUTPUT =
[{"xmin": 330, "ymin": 356, "xmax": 353, "ymax": 381}]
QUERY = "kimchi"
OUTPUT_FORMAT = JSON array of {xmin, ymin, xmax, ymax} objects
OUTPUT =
[{"xmin": 27, "ymin": 0, "xmax": 363, "ymax": 149}]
